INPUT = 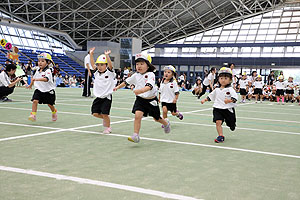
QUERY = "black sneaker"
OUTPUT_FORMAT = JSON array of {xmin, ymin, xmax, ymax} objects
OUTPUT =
[
  {"xmin": 215, "ymin": 136, "xmax": 225, "ymax": 143},
  {"xmin": 1, "ymin": 97, "xmax": 12, "ymax": 102}
]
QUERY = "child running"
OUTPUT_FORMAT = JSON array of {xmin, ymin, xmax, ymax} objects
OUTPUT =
[
  {"xmin": 114, "ymin": 53, "xmax": 170, "ymax": 143},
  {"xmin": 274, "ymin": 75, "xmax": 285, "ymax": 105},
  {"xmin": 27, "ymin": 53, "xmax": 57, "ymax": 121},
  {"xmin": 201, "ymin": 67, "xmax": 238, "ymax": 143},
  {"xmin": 89, "ymin": 48, "xmax": 115, "ymax": 134},
  {"xmin": 159, "ymin": 65, "xmax": 183, "ymax": 125},
  {"xmin": 253, "ymin": 75, "xmax": 265, "ymax": 103}
]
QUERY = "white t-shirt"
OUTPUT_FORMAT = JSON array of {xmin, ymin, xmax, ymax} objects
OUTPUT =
[
  {"xmin": 274, "ymin": 81, "xmax": 285, "ymax": 90},
  {"xmin": 84, "ymin": 54, "xmax": 93, "ymax": 70},
  {"xmin": 93, "ymin": 69, "xmax": 115, "ymax": 99},
  {"xmin": 253, "ymin": 81, "xmax": 264, "ymax": 89},
  {"xmin": 123, "ymin": 69, "xmax": 129, "ymax": 77},
  {"xmin": 285, "ymin": 81, "xmax": 295, "ymax": 90},
  {"xmin": 0, "ymin": 71, "xmax": 11, "ymax": 87},
  {"xmin": 208, "ymin": 87, "xmax": 238, "ymax": 109},
  {"xmin": 159, "ymin": 79, "xmax": 179, "ymax": 103},
  {"xmin": 203, "ymin": 73, "xmax": 214, "ymax": 86},
  {"xmin": 33, "ymin": 67, "xmax": 55, "ymax": 92},
  {"xmin": 126, "ymin": 72, "xmax": 157, "ymax": 99},
  {"xmin": 248, "ymin": 87, "xmax": 254, "ymax": 94},
  {"xmin": 239, "ymin": 79, "xmax": 248, "ymax": 89}
]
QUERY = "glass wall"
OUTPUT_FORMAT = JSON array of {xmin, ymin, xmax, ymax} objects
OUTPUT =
[{"xmin": 0, "ymin": 12, "xmax": 73, "ymax": 54}]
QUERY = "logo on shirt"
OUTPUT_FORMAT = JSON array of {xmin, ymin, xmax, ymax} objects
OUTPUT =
[
  {"xmin": 105, "ymin": 76, "xmax": 108, "ymax": 79},
  {"xmin": 170, "ymin": 83, "xmax": 173, "ymax": 88},
  {"xmin": 145, "ymin": 75, "xmax": 148, "ymax": 79},
  {"xmin": 226, "ymin": 92, "xmax": 230, "ymax": 95}
]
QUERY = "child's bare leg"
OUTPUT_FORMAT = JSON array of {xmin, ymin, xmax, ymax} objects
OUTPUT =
[
  {"xmin": 216, "ymin": 120, "xmax": 223, "ymax": 136},
  {"xmin": 134, "ymin": 111, "xmax": 143, "ymax": 134},
  {"xmin": 48, "ymin": 104, "xmax": 56, "ymax": 112},
  {"xmin": 102, "ymin": 114, "xmax": 110, "ymax": 127},
  {"xmin": 32, "ymin": 100, "xmax": 38, "ymax": 112},
  {"xmin": 162, "ymin": 106, "xmax": 168, "ymax": 119},
  {"xmin": 154, "ymin": 117, "xmax": 168, "ymax": 126},
  {"xmin": 92, "ymin": 113, "xmax": 103, "ymax": 118}
]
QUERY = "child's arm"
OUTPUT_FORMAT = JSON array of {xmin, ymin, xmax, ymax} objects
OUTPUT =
[
  {"xmin": 133, "ymin": 86, "xmax": 151, "ymax": 96},
  {"xmin": 114, "ymin": 82, "xmax": 126, "ymax": 91},
  {"xmin": 158, "ymin": 92, "xmax": 161, "ymax": 103},
  {"xmin": 89, "ymin": 47, "xmax": 97, "ymax": 71},
  {"xmin": 173, "ymin": 93, "xmax": 179, "ymax": 103},
  {"xmin": 201, "ymin": 97, "xmax": 210, "ymax": 104},
  {"xmin": 104, "ymin": 50, "xmax": 113, "ymax": 71}
]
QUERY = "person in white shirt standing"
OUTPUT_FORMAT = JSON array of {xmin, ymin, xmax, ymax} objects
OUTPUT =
[
  {"xmin": 114, "ymin": 53, "xmax": 170, "ymax": 143},
  {"xmin": 273, "ymin": 75, "xmax": 285, "ymax": 105},
  {"xmin": 201, "ymin": 67, "xmax": 238, "ymax": 143},
  {"xmin": 27, "ymin": 53, "xmax": 57, "ymax": 122},
  {"xmin": 0, "ymin": 64, "xmax": 23, "ymax": 102},
  {"xmin": 159, "ymin": 65, "xmax": 183, "ymax": 125},
  {"xmin": 89, "ymin": 47, "xmax": 115, "ymax": 134},
  {"xmin": 238, "ymin": 72, "xmax": 248, "ymax": 103},
  {"xmin": 199, "ymin": 67, "xmax": 216, "ymax": 98},
  {"xmin": 82, "ymin": 50, "xmax": 94, "ymax": 97},
  {"xmin": 285, "ymin": 76, "xmax": 296, "ymax": 103},
  {"xmin": 253, "ymin": 75, "xmax": 265, "ymax": 103}
]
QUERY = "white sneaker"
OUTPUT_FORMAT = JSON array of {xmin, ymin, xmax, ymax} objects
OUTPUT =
[{"xmin": 128, "ymin": 133, "xmax": 140, "ymax": 143}]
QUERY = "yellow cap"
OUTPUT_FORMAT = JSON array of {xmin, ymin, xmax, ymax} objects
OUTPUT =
[
  {"xmin": 135, "ymin": 52, "xmax": 152, "ymax": 63},
  {"xmin": 38, "ymin": 53, "xmax": 55, "ymax": 65},
  {"xmin": 257, "ymin": 75, "xmax": 262, "ymax": 78},
  {"xmin": 218, "ymin": 67, "xmax": 232, "ymax": 75},
  {"xmin": 242, "ymin": 72, "xmax": 247, "ymax": 76},
  {"xmin": 95, "ymin": 54, "xmax": 107, "ymax": 64},
  {"xmin": 164, "ymin": 65, "xmax": 176, "ymax": 72},
  {"xmin": 278, "ymin": 75, "xmax": 284, "ymax": 80}
]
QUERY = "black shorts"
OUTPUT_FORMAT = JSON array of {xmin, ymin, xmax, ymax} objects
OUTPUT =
[
  {"xmin": 132, "ymin": 96, "xmax": 161, "ymax": 120},
  {"xmin": 286, "ymin": 90, "xmax": 294, "ymax": 94},
  {"xmin": 213, "ymin": 107, "xmax": 236, "ymax": 131},
  {"xmin": 161, "ymin": 102, "xmax": 177, "ymax": 113},
  {"xmin": 276, "ymin": 89, "xmax": 285, "ymax": 96},
  {"xmin": 91, "ymin": 96, "xmax": 112, "ymax": 115},
  {"xmin": 31, "ymin": 89, "xmax": 56, "ymax": 105},
  {"xmin": 240, "ymin": 88, "xmax": 247, "ymax": 95},
  {"xmin": 254, "ymin": 88, "xmax": 263, "ymax": 95}
]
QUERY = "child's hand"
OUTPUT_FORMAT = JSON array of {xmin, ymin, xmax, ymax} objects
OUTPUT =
[
  {"xmin": 26, "ymin": 84, "xmax": 32, "ymax": 89},
  {"xmin": 105, "ymin": 50, "xmax": 111, "ymax": 55},
  {"xmin": 130, "ymin": 85, "xmax": 135, "ymax": 90},
  {"xmin": 90, "ymin": 47, "xmax": 95, "ymax": 54},
  {"xmin": 201, "ymin": 99, "xmax": 205, "ymax": 104},
  {"xmin": 224, "ymin": 98, "xmax": 231, "ymax": 104},
  {"xmin": 173, "ymin": 99, "xmax": 177, "ymax": 103},
  {"xmin": 113, "ymin": 87, "xmax": 118, "ymax": 91}
]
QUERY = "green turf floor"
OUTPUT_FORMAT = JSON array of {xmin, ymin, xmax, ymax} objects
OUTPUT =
[{"xmin": 0, "ymin": 87, "xmax": 299, "ymax": 200}]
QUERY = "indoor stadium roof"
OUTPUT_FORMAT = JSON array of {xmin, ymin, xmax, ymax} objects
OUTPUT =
[{"xmin": 0, "ymin": 0, "xmax": 285, "ymax": 49}]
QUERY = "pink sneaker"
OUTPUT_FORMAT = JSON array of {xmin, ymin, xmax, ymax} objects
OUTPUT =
[
  {"xmin": 103, "ymin": 127, "xmax": 112, "ymax": 134},
  {"xmin": 52, "ymin": 109, "xmax": 57, "ymax": 121},
  {"xmin": 28, "ymin": 114, "xmax": 36, "ymax": 122}
]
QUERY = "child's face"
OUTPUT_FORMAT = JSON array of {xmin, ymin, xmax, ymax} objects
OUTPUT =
[
  {"xmin": 218, "ymin": 76, "xmax": 231, "ymax": 86},
  {"xmin": 136, "ymin": 61, "xmax": 148, "ymax": 74},
  {"xmin": 38, "ymin": 58, "xmax": 47, "ymax": 69},
  {"xmin": 279, "ymin": 79, "xmax": 283, "ymax": 82},
  {"xmin": 164, "ymin": 69, "xmax": 173, "ymax": 80},
  {"xmin": 96, "ymin": 63, "xmax": 107, "ymax": 72},
  {"xmin": 288, "ymin": 77, "xmax": 293, "ymax": 82},
  {"xmin": 242, "ymin": 75, "xmax": 247, "ymax": 79},
  {"xmin": 257, "ymin": 77, "xmax": 262, "ymax": 81}
]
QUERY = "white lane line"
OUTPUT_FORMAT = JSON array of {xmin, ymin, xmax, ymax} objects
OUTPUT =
[
  {"xmin": 0, "ymin": 106, "xmax": 131, "ymax": 119},
  {"xmin": 237, "ymin": 109, "xmax": 300, "ymax": 116},
  {"xmin": 0, "ymin": 166, "xmax": 200, "ymax": 200},
  {"xmin": 67, "ymin": 129, "xmax": 300, "ymax": 159},
  {"xmin": 183, "ymin": 113, "xmax": 300, "ymax": 124},
  {"xmin": 1, "ymin": 121, "xmax": 300, "ymax": 159},
  {"xmin": 0, "ymin": 119, "xmax": 134, "ymax": 142},
  {"xmin": 167, "ymin": 121, "xmax": 300, "ymax": 136}
]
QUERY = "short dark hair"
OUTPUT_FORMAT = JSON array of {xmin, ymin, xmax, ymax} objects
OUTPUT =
[
  {"xmin": 218, "ymin": 73, "xmax": 232, "ymax": 79},
  {"xmin": 5, "ymin": 64, "xmax": 17, "ymax": 72}
]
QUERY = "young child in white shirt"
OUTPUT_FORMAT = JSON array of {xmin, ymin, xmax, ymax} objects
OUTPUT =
[
  {"xmin": 27, "ymin": 53, "xmax": 57, "ymax": 121},
  {"xmin": 238, "ymin": 73, "xmax": 248, "ymax": 103},
  {"xmin": 273, "ymin": 75, "xmax": 286, "ymax": 105},
  {"xmin": 114, "ymin": 53, "xmax": 170, "ymax": 143},
  {"xmin": 201, "ymin": 67, "xmax": 238, "ymax": 143},
  {"xmin": 285, "ymin": 76, "xmax": 295, "ymax": 103},
  {"xmin": 89, "ymin": 48, "xmax": 115, "ymax": 134},
  {"xmin": 159, "ymin": 65, "xmax": 183, "ymax": 125},
  {"xmin": 253, "ymin": 75, "xmax": 265, "ymax": 103}
]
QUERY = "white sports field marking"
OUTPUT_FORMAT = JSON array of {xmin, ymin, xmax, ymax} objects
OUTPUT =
[
  {"xmin": 237, "ymin": 109, "xmax": 300, "ymax": 116},
  {"xmin": 0, "ymin": 166, "xmax": 201, "ymax": 200},
  {"xmin": 166, "ymin": 120, "xmax": 300, "ymax": 136},
  {"xmin": 0, "ymin": 119, "xmax": 135, "ymax": 142},
  {"xmin": 68, "ymin": 129, "xmax": 300, "ymax": 159},
  {"xmin": 1, "ymin": 121, "xmax": 300, "ymax": 159},
  {"xmin": 0, "ymin": 106, "xmax": 131, "ymax": 119},
  {"xmin": 184, "ymin": 113, "xmax": 300, "ymax": 124}
]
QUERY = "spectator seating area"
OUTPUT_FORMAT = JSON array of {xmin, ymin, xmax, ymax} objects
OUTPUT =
[{"xmin": 0, "ymin": 48, "xmax": 85, "ymax": 77}]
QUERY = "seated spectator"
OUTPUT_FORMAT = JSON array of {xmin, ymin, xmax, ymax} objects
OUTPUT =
[
  {"xmin": 0, "ymin": 64, "xmax": 23, "ymax": 102},
  {"xmin": 76, "ymin": 76, "xmax": 84, "ymax": 87},
  {"xmin": 69, "ymin": 75, "xmax": 77, "ymax": 87},
  {"xmin": 56, "ymin": 74, "xmax": 63, "ymax": 87},
  {"xmin": 63, "ymin": 75, "xmax": 70, "ymax": 87}
]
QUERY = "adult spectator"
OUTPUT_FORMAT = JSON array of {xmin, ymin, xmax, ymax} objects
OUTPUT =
[
  {"xmin": 267, "ymin": 71, "xmax": 275, "ymax": 86},
  {"xmin": 123, "ymin": 66, "xmax": 130, "ymax": 79},
  {"xmin": 0, "ymin": 64, "xmax": 22, "ymax": 102},
  {"xmin": 198, "ymin": 67, "xmax": 216, "ymax": 98},
  {"xmin": 82, "ymin": 50, "xmax": 94, "ymax": 97}
]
